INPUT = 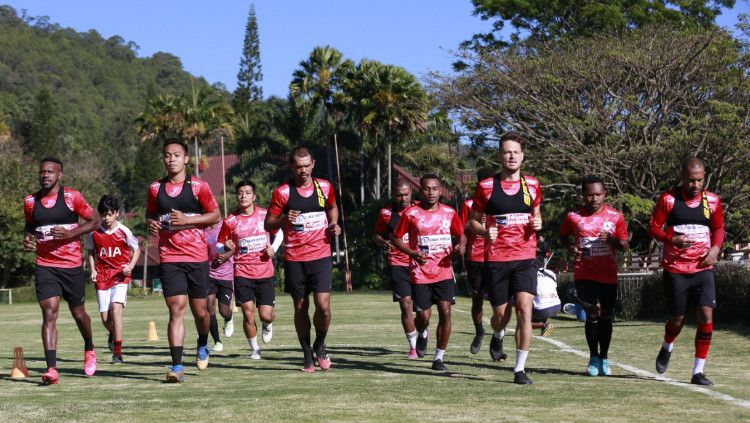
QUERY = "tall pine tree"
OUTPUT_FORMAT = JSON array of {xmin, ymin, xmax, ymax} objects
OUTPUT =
[{"xmin": 234, "ymin": 3, "xmax": 263, "ymax": 112}]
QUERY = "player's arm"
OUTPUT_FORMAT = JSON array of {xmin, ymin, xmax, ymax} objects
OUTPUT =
[
  {"xmin": 22, "ymin": 202, "xmax": 36, "ymax": 251},
  {"xmin": 648, "ymin": 193, "xmax": 691, "ymax": 248},
  {"xmin": 170, "ymin": 206, "xmax": 220, "ymax": 227},
  {"xmin": 86, "ymin": 237, "xmax": 97, "ymax": 282},
  {"xmin": 216, "ymin": 221, "xmax": 236, "ymax": 264},
  {"xmin": 531, "ymin": 204, "xmax": 542, "ymax": 231},
  {"xmin": 468, "ymin": 209, "xmax": 496, "ymax": 242},
  {"xmin": 372, "ymin": 212, "xmax": 391, "ymax": 249},
  {"xmin": 391, "ymin": 216, "xmax": 427, "ymax": 265},
  {"xmin": 270, "ymin": 230, "xmax": 284, "ymax": 253},
  {"xmin": 451, "ymin": 212, "xmax": 466, "ymax": 255},
  {"xmin": 146, "ymin": 186, "xmax": 162, "ymax": 237},
  {"xmin": 50, "ymin": 193, "xmax": 100, "ymax": 240},
  {"xmin": 559, "ymin": 214, "xmax": 581, "ymax": 259},
  {"xmin": 264, "ymin": 188, "xmax": 288, "ymax": 233},
  {"xmin": 606, "ymin": 214, "xmax": 630, "ymax": 251},
  {"xmin": 325, "ymin": 185, "xmax": 341, "ymax": 237},
  {"xmin": 701, "ymin": 198, "xmax": 725, "ymax": 267}
]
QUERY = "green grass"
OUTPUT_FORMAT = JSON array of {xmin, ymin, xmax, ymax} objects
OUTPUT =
[{"xmin": 0, "ymin": 293, "xmax": 748, "ymax": 422}]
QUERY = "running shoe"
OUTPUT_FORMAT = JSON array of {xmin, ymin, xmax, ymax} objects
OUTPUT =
[
  {"xmin": 107, "ymin": 332, "xmax": 114, "ymax": 352},
  {"xmin": 599, "ymin": 358, "xmax": 611, "ymax": 376},
  {"xmin": 587, "ymin": 355, "xmax": 600, "ymax": 376},
  {"xmin": 470, "ymin": 333, "xmax": 483, "ymax": 354},
  {"xmin": 250, "ymin": 349, "xmax": 261, "ymax": 360},
  {"xmin": 314, "ymin": 343, "xmax": 331, "ymax": 370},
  {"xmin": 196, "ymin": 344, "xmax": 210, "ymax": 371},
  {"xmin": 407, "ymin": 348, "xmax": 418, "ymax": 360},
  {"xmin": 655, "ymin": 347, "xmax": 671, "ymax": 374},
  {"xmin": 213, "ymin": 342, "xmax": 224, "ymax": 353},
  {"xmin": 84, "ymin": 349, "xmax": 97, "ymax": 377},
  {"xmin": 415, "ymin": 330, "xmax": 429, "ymax": 358},
  {"xmin": 261, "ymin": 322, "xmax": 273, "ymax": 343},
  {"xmin": 431, "ymin": 359, "xmax": 447, "ymax": 371},
  {"xmin": 166, "ymin": 364, "xmax": 185, "ymax": 383},
  {"xmin": 111, "ymin": 354, "xmax": 124, "ymax": 365},
  {"xmin": 302, "ymin": 356, "xmax": 315, "ymax": 373},
  {"xmin": 489, "ymin": 335, "xmax": 506, "ymax": 361},
  {"xmin": 513, "ymin": 370, "xmax": 533, "ymax": 385},
  {"xmin": 223, "ymin": 317, "xmax": 234, "ymax": 338},
  {"xmin": 41, "ymin": 367, "xmax": 59, "ymax": 385},
  {"xmin": 540, "ymin": 322, "xmax": 554, "ymax": 337},
  {"xmin": 690, "ymin": 372, "xmax": 713, "ymax": 385}
]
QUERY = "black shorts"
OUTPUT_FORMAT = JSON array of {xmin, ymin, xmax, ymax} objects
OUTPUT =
[
  {"xmin": 532, "ymin": 305, "xmax": 560, "ymax": 323},
  {"xmin": 390, "ymin": 265, "xmax": 413, "ymax": 302},
  {"xmin": 35, "ymin": 265, "xmax": 86, "ymax": 306},
  {"xmin": 663, "ymin": 270, "xmax": 716, "ymax": 316},
  {"xmin": 574, "ymin": 280, "xmax": 617, "ymax": 317},
  {"xmin": 466, "ymin": 260, "xmax": 484, "ymax": 295},
  {"xmin": 159, "ymin": 262, "xmax": 209, "ymax": 298},
  {"xmin": 207, "ymin": 277, "xmax": 234, "ymax": 306},
  {"xmin": 235, "ymin": 277, "xmax": 276, "ymax": 307},
  {"xmin": 483, "ymin": 259, "xmax": 538, "ymax": 307},
  {"xmin": 412, "ymin": 279, "xmax": 456, "ymax": 312},
  {"xmin": 285, "ymin": 257, "xmax": 332, "ymax": 300}
]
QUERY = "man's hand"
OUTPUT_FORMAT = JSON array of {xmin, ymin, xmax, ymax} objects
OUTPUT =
[
  {"xmin": 455, "ymin": 243, "xmax": 466, "ymax": 256},
  {"xmin": 327, "ymin": 223, "xmax": 341, "ymax": 237},
  {"xmin": 484, "ymin": 226, "xmax": 498, "ymax": 242},
  {"xmin": 23, "ymin": 233, "xmax": 36, "ymax": 252},
  {"xmin": 122, "ymin": 264, "xmax": 133, "ymax": 276},
  {"xmin": 286, "ymin": 210, "xmax": 301, "ymax": 224},
  {"xmin": 672, "ymin": 233, "xmax": 693, "ymax": 249},
  {"xmin": 700, "ymin": 246, "xmax": 720, "ymax": 267},
  {"xmin": 570, "ymin": 244, "xmax": 582, "ymax": 259},
  {"xmin": 147, "ymin": 219, "xmax": 161, "ymax": 237},
  {"xmin": 266, "ymin": 245, "xmax": 276, "ymax": 258},
  {"xmin": 599, "ymin": 231, "xmax": 614, "ymax": 245},
  {"xmin": 413, "ymin": 251, "xmax": 428, "ymax": 265},
  {"xmin": 224, "ymin": 239, "xmax": 235, "ymax": 251},
  {"xmin": 90, "ymin": 269, "xmax": 98, "ymax": 282},
  {"xmin": 170, "ymin": 209, "xmax": 191, "ymax": 226},
  {"xmin": 50, "ymin": 225, "xmax": 73, "ymax": 240},
  {"xmin": 531, "ymin": 214, "xmax": 542, "ymax": 231}
]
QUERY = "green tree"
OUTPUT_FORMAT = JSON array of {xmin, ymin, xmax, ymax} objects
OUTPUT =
[
  {"xmin": 234, "ymin": 3, "xmax": 263, "ymax": 112},
  {"xmin": 28, "ymin": 87, "xmax": 61, "ymax": 158}
]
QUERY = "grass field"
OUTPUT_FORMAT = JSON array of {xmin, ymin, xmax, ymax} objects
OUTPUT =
[{"xmin": 0, "ymin": 292, "xmax": 748, "ymax": 422}]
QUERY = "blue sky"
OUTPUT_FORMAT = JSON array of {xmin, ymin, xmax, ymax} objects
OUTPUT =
[{"xmin": 6, "ymin": 1, "xmax": 749, "ymax": 98}]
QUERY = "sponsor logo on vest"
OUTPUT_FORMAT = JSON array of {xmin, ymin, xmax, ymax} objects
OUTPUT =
[
  {"xmin": 159, "ymin": 213, "xmax": 199, "ymax": 231},
  {"xmin": 239, "ymin": 235, "xmax": 267, "ymax": 254},
  {"xmin": 291, "ymin": 211, "xmax": 327, "ymax": 232},
  {"xmin": 494, "ymin": 213, "xmax": 531, "ymax": 227},
  {"xmin": 35, "ymin": 223, "xmax": 78, "ymax": 242}
]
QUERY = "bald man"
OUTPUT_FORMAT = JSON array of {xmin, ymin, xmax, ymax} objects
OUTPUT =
[{"xmin": 649, "ymin": 158, "xmax": 724, "ymax": 386}]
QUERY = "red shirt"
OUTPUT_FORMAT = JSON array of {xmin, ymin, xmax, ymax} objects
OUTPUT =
[
  {"xmin": 86, "ymin": 223, "xmax": 139, "ymax": 290},
  {"xmin": 649, "ymin": 188, "xmax": 724, "ymax": 274},
  {"xmin": 24, "ymin": 187, "xmax": 95, "ymax": 268},
  {"xmin": 267, "ymin": 179, "xmax": 335, "ymax": 262},
  {"xmin": 460, "ymin": 199, "xmax": 485, "ymax": 263},
  {"xmin": 471, "ymin": 175, "xmax": 542, "ymax": 262},
  {"xmin": 146, "ymin": 176, "xmax": 219, "ymax": 263},
  {"xmin": 374, "ymin": 206, "xmax": 411, "ymax": 266},
  {"xmin": 559, "ymin": 205, "xmax": 628, "ymax": 284},
  {"xmin": 218, "ymin": 207, "xmax": 277, "ymax": 280},
  {"xmin": 205, "ymin": 223, "xmax": 234, "ymax": 281},
  {"xmin": 393, "ymin": 203, "xmax": 464, "ymax": 284}
]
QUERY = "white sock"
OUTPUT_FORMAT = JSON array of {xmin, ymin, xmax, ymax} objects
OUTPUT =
[
  {"xmin": 248, "ymin": 336, "xmax": 259, "ymax": 351},
  {"xmin": 493, "ymin": 329, "xmax": 505, "ymax": 340},
  {"xmin": 693, "ymin": 358, "xmax": 706, "ymax": 375},
  {"xmin": 421, "ymin": 328, "xmax": 429, "ymax": 338},
  {"xmin": 434, "ymin": 348, "xmax": 445, "ymax": 361},
  {"xmin": 406, "ymin": 331, "xmax": 417, "ymax": 349},
  {"xmin": 662, "ymin": 341, "xmax": 674, "ymax": 352},
  {"xmin": 514, "ymin": 349, "xmax": 528, "ymax": 373}
]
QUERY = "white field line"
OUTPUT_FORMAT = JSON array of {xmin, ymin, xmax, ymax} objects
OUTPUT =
[{"xmin": 452, "ymin": 307, "xmax": 750, "ymax": 410}]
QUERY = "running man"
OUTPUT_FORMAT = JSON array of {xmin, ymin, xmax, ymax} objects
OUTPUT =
[
  {"xmin": 468, "ymin": 132, "xmax": 542, "ymax": 385},
  {"xmin": 86, "ymin": 194, "xmax": 141, "ymax": 364},
  {"xmin": 219, "ymin": 180, "xmax": 283, "ymax": 360},
  {"xmin": 23, "ymin": 157, "xmax": 100, "ymax": 384},
  {"xmin": 560, "ymin": 175, "xmax": 628, "ymax": 377},
  {"xmin": 373, "ymin": 179, "xmax": 420, "ymax": 359},
  {"xmin": 649, "ymin": 157, "xmax": 723, "ymax": 386},
  {"xmin": 392, "ymin": 174, "xmax": 466, "ymax": 371},
  {"xmin": 265, "ymin": 146, "xmax": 340, "ymax": 372},
  {"xmin": 146, "ymin": 139, "xmax": 220, "ymax": 382},
  {"xmin": 205, "ymin": 221, "xmax": 235, "ymax": 352}
]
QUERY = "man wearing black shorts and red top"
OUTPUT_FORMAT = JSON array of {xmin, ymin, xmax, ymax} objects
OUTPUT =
[
  {"xmin": 468, "ymin": 132, "xmax": 542, "ymax": 385},
  {"xmin": 146, "ymin": 139, "xmax": 220, "ymax": 383},
  {"xmin": 649, "ymin": 158, "xmax": 724, "ymax": 386},
  {"xmin": 23, "ymin": 157, "xmax": 100, "ymax": 385},
  {"xmin": 373, "ymin": 179, "xmax": 420, "ymax": 359},
  {"xmin": 265, "ymin": 146, "xmax": 341, "ymax": 372},
  {"xmin": 560, "ymin": 175, "xmax": 628, "ymax": 377},
  {"xmin": 392, "ymin": 174, "xmax": 466, "ymax": 371}
]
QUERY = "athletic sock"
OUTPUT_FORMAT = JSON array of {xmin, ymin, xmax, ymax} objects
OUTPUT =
[
  {"xmin": 169, "ymin": 346, "xmax": 183, "ymax": 366},
  {"xmin": 225, "ymin": 315, "xmax": 232, "ymax": 323},
  {"xmin": 248, "ymin": 336, "xmax": 259, "ymax": 351},
  {"xmin": 313, "ymin": 330, "xmax": 327, "ymax": 349},
  {"xmin": 474, "ymin": 322, "xmax": 485, "ymax": 336},
  {"xmin": 434, "ymin": 348, "xmax": 445, "ymax": 361},
  {"xmin": 44, "ymin": 349, "xmax": 57, "ymax": 369},
  {"xmin": 584, "ymin": 319, "xmax": 599, "ymax": 356},
  {"xmin": 299, "ymin": 336, "xmax": 313, "ymax": 362},
  {"xmin": 84, "ymin": 337, "xmax": 95, "ymax": 351},
  {"xmin": 695, "ymin": 322, "xmax": 713, "ymax": 360},
  {"xmin": 406, "ymin": 331, "xmax": 418, "ymax": 349},
  {"xmin": 197, "ymin": 333, "xmax": 208, "ymax": 348},
  {"xmin": 421, "ymin": 328, "xmax": 429, "ymax": 338},
  {"xmin": 514, "ymin": 349, "xmax": 528, "ymax": 373},
  {"xmin": 693, "ymin": 358, "xmax": 706, "ymax": 375},
  {"xmin": 493, "ymin": 329, "xmax": 505, "ymax": 340},
  {"xmin": 662, "ymin": 341, "xmax": 674, "ymax": 352},
  {"xmin": 113, "ymin": 340, "xmax": 122, "ymax": 355},
  {"xmin": 598, "ymin": 316, "xmax": 613, "ymax": 359},
  {"xmin": 664, "ymin": 320, "xmax": 681, "ymax": 344},
  {"xmin": 209, "ymin": 315, "xmax": 220, "ymax": 343}
]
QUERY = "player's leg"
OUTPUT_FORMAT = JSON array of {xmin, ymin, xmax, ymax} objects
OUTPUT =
[
  {"xmin": 392, "ymin": 265, "xmax": 417, "ymax": 357},
  {"xmin": 657, "ymin": 271, "xmax": 688, "ymax": 374},
  {"xmin": 432, "ymin": 280, "xmax": 455, "ymax": 371},
  {"xmin": 161, "ymin": 263, "xmax": 190, "ymax": 382},
  {"xmin": 597, "ymin": 283, "xmax": 617, "ymax": 376},
  {"xmin": 511, "ymin": 259, "xmax": 537, "ymax": 385},
  {"xmin": 206, "ymin": 280, "xmax": 221, "ymax": 347},
  {"xmin": 242, "ymin": 300, "xmax": 260, "ymax": 359},
  {"xmin": 576, "ymin": 280, "xmax": 602, "ymax": 376},
  {"xmin": 258, "ymin": 277, "xmax": 276, "ymax": 343},
  {"xmin": 110, "ymin": 300, "xmax": 124, "ymax": 363},
  {"xmin": 691, "ymin": 270, "xmax": 716, "ymax": 385},
  {"xmin": 485, "ymin": 261, "xmax": 511, "ymax": 362},
  {"xmin": 310, "ymin": 258, "xmax": 333, "ymax": 369},
  {"xmin": 412, "ymin": 284, "xmax": 432, "ymax": 358},
  {"xmin": 97, "ymin": 287, "xmax": 113, "ymax": 351},
  {"xmin": 217, "ymin": 282, "xmax": 234, "ymax": 338},
  {"xmin": 186, "ymin": 263, "xmax": 211, "ymax": 370},
  {"xmin": 64, "ymin": 266, "xmax": 96, "ymax": 377},
  {"xmin": 39, "ymin": 295, "xmax": 61, "ymax": 384},
  {"xmin": 287, "ymin": 261, "xmax": 315, "ymax": 371},
  {"xmin": 468, "ymin": 261, "xmax": 485, "ymax": 354}
]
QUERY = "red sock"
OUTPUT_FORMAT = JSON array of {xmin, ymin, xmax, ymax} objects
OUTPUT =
[
  {"xmin": 664, "ymin": 321, "xmax": 680, "ymax": 344},
  {"xmin": 695, "ymin": 323, "xmax": 713, "ymax": 359},
  {"xmin": 114, "ymin": 340, "xmax": 123, "ymax": 355}
]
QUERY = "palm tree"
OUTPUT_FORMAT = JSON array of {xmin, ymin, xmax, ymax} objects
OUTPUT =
[
  {"xmin": 134, "ymin": 94, "xmax": 186, "ymax": 142},
  {"xmin": 183, "ymin": 80, "xmax": 234, "ymax": 176}
]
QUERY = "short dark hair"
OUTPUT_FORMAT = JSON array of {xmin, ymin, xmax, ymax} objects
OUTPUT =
[
  {"xmin": 499, "ymin": 132, "xmax": 524, "ymax": 150},
  {"xmin": 163, "ymin": 138, "xmax": 189, "ymax": 154},
  {"xmin": 476, "ymin": 166, "xmax": 495, "ymax": 181},
  {"xmin": 682, "ymin": 157, "xmax": 705, "ymax": 173},
  {"xmin": 289, "ymin": 146, "xmax": 313, "ymax": 163},
  {"xmin": 581, "ymin": 175, "xmax": 605, "ymax": 192},
  {"xmin": 40, "ymin": 157, "xmax": 63, "ymax": 171},
  {"xmin": 235, "ymin": 179, "xmax": 256, "ymax": 193},
  {"xmin": 97, "ymin": 194, "xmax": 120, "ymax": 214},
  {"xmin": 420, "ymin": 173, "xmax": 442, "ymax": 186}
]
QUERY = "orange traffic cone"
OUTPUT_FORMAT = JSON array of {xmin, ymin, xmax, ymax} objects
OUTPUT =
[
  {"xmin": 10, "ymin": 347, "xmax": 29, "ymax": 378},
  {"xmin": 147, "ymin": 321, "xmax": 159, "ymax": 341}
]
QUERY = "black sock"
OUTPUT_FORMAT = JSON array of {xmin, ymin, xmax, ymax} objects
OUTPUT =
[
  {"xmin": 169, "ymin": 346, "xmax": 183, "ymax": 366},
  {"xmin": 299, "ymin": 336, "xmax": 313, "ymax": 362},
  {"xmin": 584, "ymin": 319, "xmax": 599, "ymax": 357},
  {"xmin": 197, "ymin": 333, "xmax": 209, "ymax": 347},
  {"xmin": 474, "ymin": 322, "xmax": 485, "ymax": 336},
  {"xmin": 313, "ymin": 330, "xmax": 327, "ymax": 349},
  {"xmin": 44, "ymin": 349, "xmax": 57, "ymax": 369},
  {"xmin": 84, "ymin": 337, "xmax": 94, "ymax": 351},
  {"xmin": 209, "ymin": 315, "xmax": 220, "ymax": 343},
  {"xmin": 598, "ymin": 316, "xmax": 613, "ymax": 359}
]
